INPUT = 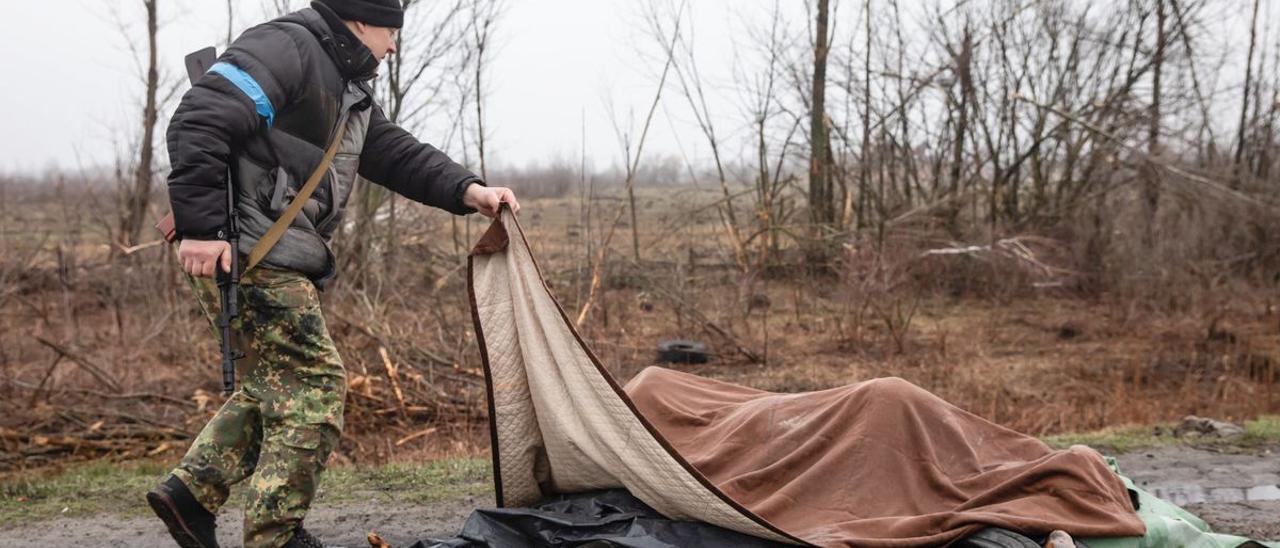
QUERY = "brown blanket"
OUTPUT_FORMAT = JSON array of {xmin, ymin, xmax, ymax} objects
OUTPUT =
[
  {"xmin": 467, "ymin": 209, "xmax": 1145, "ymax": 547},
  {"xmin": 625, "ymin": 367, "xmax": 1145, "ymax": 546}
]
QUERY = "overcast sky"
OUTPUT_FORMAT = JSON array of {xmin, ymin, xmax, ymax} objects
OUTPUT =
[
  {"xmin": 1, "ymin": 1, "xmax": 1269, "ymax": 177},
  {"xmin": 1, "ymin": 0, "xmax": 817, "ymax": 176}
]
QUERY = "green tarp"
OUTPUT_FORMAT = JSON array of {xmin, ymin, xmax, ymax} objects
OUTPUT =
[{"xmin": 1085, "ymin": 458, "xmax": 1278, "ymax": 548}]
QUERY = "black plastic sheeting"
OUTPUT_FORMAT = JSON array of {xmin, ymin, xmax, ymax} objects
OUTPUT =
[
  {"xmin": 410, "ymin": 489, "xmax": 1051, "ymax": 548},
  {"xmin": 411, "ymin": 489, "xmax": 790, "ymax": 548}
]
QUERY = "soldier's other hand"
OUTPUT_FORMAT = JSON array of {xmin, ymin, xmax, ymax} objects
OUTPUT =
[
  {"xmin": 179, "ymin": 239, "xmax": 233, "ymax": 278},
  {"xmin": 463, "ymin": 183, "xmax": 520, "ymax": 218}
]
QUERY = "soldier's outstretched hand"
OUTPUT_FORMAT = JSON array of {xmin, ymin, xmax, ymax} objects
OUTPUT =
[{"xmin": 463, "ymin": 183, "xmax": 520, "ymax": 218}]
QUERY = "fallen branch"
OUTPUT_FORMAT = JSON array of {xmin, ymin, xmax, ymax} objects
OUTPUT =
[
  {"xmin": 920, "ymin": 236, "xmax": 1079, "ymax": 278},
  {"xmin": 407, "ymin": 344, "xmax": 454, "ymax": 368},
  {"xmin": 394, "ymin": 426, "xmax": 438, "ymax": 447},
  {"xmin": 27, "ymin": 355, "xmax": 65, "ymax": 407},
  {"xmin": 10, "ymin": 379, "xmax": 195, "ymax": 408},
  {"xmin": 334, "ymin": 312, "xmax": 454, "ymax": 367},
  {"xmin": 380, "ymin": 346, "xmax": 409, "ymax": 418},
  {"xmin": 115, "ymin": 239, "xmax": 165, "ymax": 256},
  {"xmin": 646, "ymin": 282, "xmax": 763, "ymax": 363},
  {"xmin": 34, "ymin": 337, "xmax": 123, "ymax": 393},
  {"xmin": 61, "ymin": 406, "xmax": 187, "ymax": 434},
  {"xmin": 374, "ymin": 405, "xmax": 438, "ymax": 416}
]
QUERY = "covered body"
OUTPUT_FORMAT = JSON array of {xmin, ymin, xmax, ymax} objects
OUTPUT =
[{"xmin": 466, "ymin": 209, "xmax": 1146, "ymax": 547}]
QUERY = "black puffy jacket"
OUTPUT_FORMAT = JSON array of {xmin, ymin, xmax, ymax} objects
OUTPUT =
[{"xmin": 165, "ymin": 2, "xmax": 481, "ymax": 284}]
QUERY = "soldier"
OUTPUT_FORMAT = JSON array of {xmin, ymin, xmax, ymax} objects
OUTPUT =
[{"xmin": 145, "ymin": 1, "xmax": 519, "ymax": 547}]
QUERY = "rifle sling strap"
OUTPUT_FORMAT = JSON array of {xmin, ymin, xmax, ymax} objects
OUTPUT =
[{"xmin": 245, "ymin": 122, "xmax": 347, "ymax": 273}]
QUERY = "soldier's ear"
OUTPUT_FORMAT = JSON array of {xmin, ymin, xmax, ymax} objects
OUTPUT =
[{"xmin": 344, "ymin": 19, "xmax": 367, "ymax": 38}]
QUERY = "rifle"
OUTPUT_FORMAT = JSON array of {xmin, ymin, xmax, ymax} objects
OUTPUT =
[
  {"xmin": 162, "ymin": 47, "xmax": 344, "ymax": 395},
  {"xmin": 184, "ymin": 47, "xmax": 243, "ymax": 396}
]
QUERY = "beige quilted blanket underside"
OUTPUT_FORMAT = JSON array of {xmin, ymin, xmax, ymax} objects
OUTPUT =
[{"xmin": 467, "ymin": 209, "xmax": 796, "ymax": 544}]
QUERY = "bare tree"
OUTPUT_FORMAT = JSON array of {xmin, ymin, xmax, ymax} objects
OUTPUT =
[
  {"xmin": 1233, "ymin": 0, "xmax": 1262, "ymax": 185},
  {"xmin": 808, "ymin": 0, "xmax": 835, "ymax": 244},
  {"xmin": 470, "ymin": 0, "xmax": 504, "ymax": 183},
  {"xmin": 117, "ymin": 0, "xmax": 161, "ymax": 250},
  {"xmin": 575, "ymin": 2, "xmax": 686, "ymax": 328},
  {"xmin": 642, "ymin": 0, "xmax": 748, "ymax": 269},
  {"xmin": 261, "ymin": 0, "xmax": 299, "ymax": 18},
  {"xmin": 225, "ymin": 0, "xmax": 234, "ymax": 47},
  {"xmin": 737, "ymin": 0, "xmax": 801, "ymax": 269},
  {"xmin": 1144, "ymin": 0, "xmax": 1167, "ymax": 241},
  {"xmin": 344, "ymin": 0, "xmax": 473, "ymax": 287},
  {"xmin": 859, "ymin": 0, "xmax": 873, "ymax": 234}
]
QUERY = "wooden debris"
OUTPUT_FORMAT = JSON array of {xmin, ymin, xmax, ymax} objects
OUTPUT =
[
  {"xmin": 34, "ymin": 337, "xmax": 123, "ymax": 393},
  {"xmin": 394, "ymin": 427, "xmax": 438, "ymax": 447},
  {"xmin": 380, "ymin": 347, "xmax": 409, "ymax": 418}
]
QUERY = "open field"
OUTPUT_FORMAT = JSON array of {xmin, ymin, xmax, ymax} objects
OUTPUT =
[
  {"xmin": 3, "ymin": 0, "xmax": 1280, "ymax": 544},
  {"xmin": 2, "ymin": 187, "xmax": 1279, "ymax": 469}
]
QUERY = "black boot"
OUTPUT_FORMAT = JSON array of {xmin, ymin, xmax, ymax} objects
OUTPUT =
[
  {"xmin": 283, "ymin": 525, "xmax": 329, "ymax": 548},
  {"xmin": 146, "ymin": 475, "xmax": 220, "ymax": 548}
]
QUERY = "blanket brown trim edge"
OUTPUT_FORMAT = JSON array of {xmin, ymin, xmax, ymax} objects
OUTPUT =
[{"xmin": 466, "ymin": 209, "xmax": 810, "ymax": 546}]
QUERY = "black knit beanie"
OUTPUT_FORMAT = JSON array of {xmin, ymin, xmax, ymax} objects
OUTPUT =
[{"xmin": 313, "ymin": 0, "xmax": 404, "ymax": 28}]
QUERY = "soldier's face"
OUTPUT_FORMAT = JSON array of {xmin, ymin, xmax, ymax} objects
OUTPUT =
[{"xmin": 350, "ymin": 21, "xmax": 399, "ymax": 61}]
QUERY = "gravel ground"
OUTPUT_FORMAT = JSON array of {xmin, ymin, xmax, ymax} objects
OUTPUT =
[
  {"xmin": 1, "ymin": 446, "xmax": 1275, "ymax": 547},
  {"xmin": 1115, "ymin": 445, "xmax": 1280, "ymax": 541}
]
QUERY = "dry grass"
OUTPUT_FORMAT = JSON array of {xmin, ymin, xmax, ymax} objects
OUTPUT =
[{"xmin": 1, "ymin": 183, "xmax": 1278, "ymax": 472}]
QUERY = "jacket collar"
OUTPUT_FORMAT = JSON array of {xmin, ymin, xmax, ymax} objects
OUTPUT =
[{"xmin": 290, "ymin": 3, "xmax": 380, "ymax": 82}]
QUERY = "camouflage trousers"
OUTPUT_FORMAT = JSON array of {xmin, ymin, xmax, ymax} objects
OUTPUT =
[{"xmin": 172, "ymin": 266, "xmax": 346, "ymax": 548}]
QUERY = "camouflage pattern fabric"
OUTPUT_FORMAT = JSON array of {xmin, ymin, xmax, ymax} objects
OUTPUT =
[{"xmin": 171, "ymin": 266, "xmax": 346, "ymax": 548}]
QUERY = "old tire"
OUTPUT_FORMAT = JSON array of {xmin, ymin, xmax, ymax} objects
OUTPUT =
[{"xmin": 657, "ymin": 340, "xmax": 710, "ymax": 364}]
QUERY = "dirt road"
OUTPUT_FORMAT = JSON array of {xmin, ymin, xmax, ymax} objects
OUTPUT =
[
  {"xmin": 0, "ymin": 494, "xmax": 482, "ymax": 547},
  {"xmin": 1, "ymin": 447, "xmax": 1275, "ymax": 547},
  {"xmin": 1113, "ymin": 446, "xmax": 1280, "ymax": 541}
]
